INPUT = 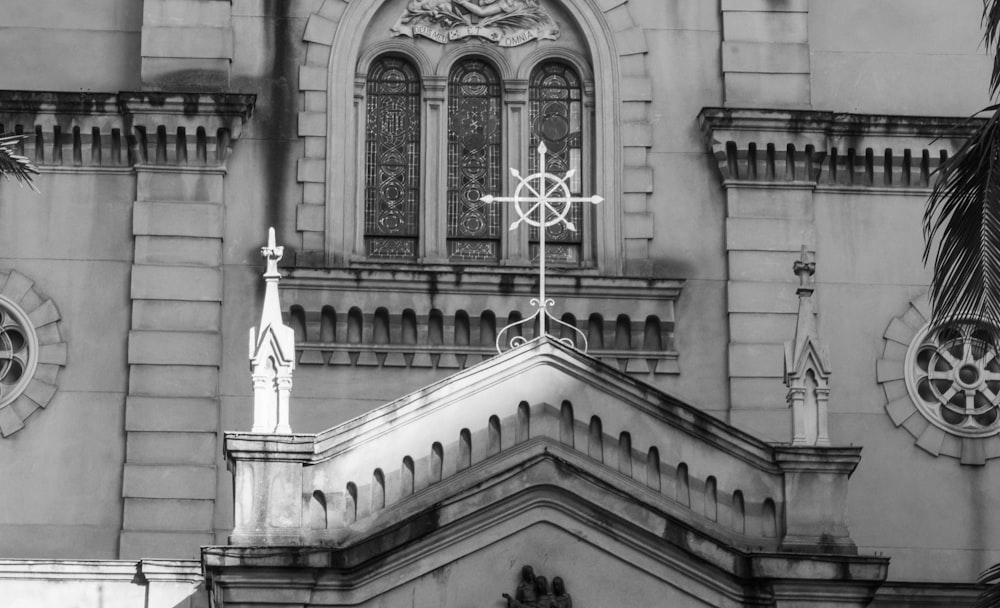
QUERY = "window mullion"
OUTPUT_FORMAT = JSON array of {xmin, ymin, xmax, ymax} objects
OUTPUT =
[
  {"xmin": 503, "ymin": 79, "xmax": 529, "ymax": 266},
  {"xmin": 582, "ymin": 79, "xmax": 596, "ymax": 267},
  {"xmin": 421, "ymin": 76, "xmax": 449, "ymax": 263}
]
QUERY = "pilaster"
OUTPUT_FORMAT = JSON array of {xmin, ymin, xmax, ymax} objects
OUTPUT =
[
  {"xmin": 140, "ymin": 0, "xmax": 234, "ymax": 91},
  {"xmin": 721, "ymin": 0, "xmax": 811, "ymax": 109},
  {"xmin": 120, "ymin": 92, "xmax": 254, "ymax": 559}
]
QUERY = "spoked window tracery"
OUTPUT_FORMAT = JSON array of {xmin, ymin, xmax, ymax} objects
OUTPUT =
[
  {"xmin": 905, "ymin": 318, "xmax": 1000, "ymax": 437},
  {"xmin": 447, "ymin": 59, "xmax": 502, "ymax": 263},
  {"xmin": 0, "ymin": 298, "xmax": 36, "ymax": 407},
  {"xmin": 529, "ymin": 62, "xmax": 583, "ymax": 264},
  {"xmin": 364, "ymin": 56, "xmax": 421, "ymax": 259}
]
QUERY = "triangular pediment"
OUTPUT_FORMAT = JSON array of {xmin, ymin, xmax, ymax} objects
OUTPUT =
[
  {"xmin": 218, "ymin": 337, "xmax": 885, "ymax": 606},
  {"xmin": 216, "ymin": 435, "xmax": 885, "ymax": 607},
  {"xmin": 310, "ymin": 336, "xmax": 776, "ymax": 465}
]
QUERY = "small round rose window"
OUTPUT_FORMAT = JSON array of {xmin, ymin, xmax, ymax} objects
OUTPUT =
[
  {"xmin": 905, "ymin": 318, "xmax": 1000, "ymax": 437},
  {"xmin": 0, "ymin": 298, "xmax": 37, "ymax": 407}
]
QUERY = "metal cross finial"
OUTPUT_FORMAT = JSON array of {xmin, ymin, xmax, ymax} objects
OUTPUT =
[{"xmin": 481, "ymin": 142, "xmax": 603, "ymax": 352}]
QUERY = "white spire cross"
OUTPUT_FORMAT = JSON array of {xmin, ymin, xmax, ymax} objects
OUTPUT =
[{"xmin": 481, "ymin": 142, "xmax": 603, "ymax": 352}]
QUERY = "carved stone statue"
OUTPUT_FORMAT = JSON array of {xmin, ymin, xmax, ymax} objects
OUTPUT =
[
  {"xmin": 503, "ymin": 565, "xmax": 537, "ymax": 607},
  {"xmin": 503, "ymin": 565, "xmax": 571, "ymax": 608},
  {"xmin": 534, "ymin": 575, "xmax": 553, "ymax": 608},
  {"xmin": 551, "ymin": 577, "xmax": 572, "ymax": 608}
]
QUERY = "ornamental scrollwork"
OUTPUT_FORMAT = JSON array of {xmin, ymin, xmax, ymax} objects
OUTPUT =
[{"xmin": 391, "ymin": 0, "xmax": 559, "ymax": 47}]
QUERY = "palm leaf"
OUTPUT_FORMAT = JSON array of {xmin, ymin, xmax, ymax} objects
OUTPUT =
[
  {"xmin": 977, "ymin": 562, "xmax": 1000, "ymax": 608},
  {"xmin": 0, "ymin": 133, "xmax": 40, "ymax": 192},
  {"xmin": 985, "ymin": 0, "xmax": 1000, "ymax": 98},
  {"xmin": 923, "ymin": 107, "xmax": 1000, "ymax": 332}
]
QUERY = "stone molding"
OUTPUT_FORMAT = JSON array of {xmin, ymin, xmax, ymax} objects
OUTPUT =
[
  {"xmin": 296, "ymin": 0, "xmax": 654, "ymax": 271},
  {"xmin": 225, "ymin": 338, "xmax": 863, "ymax": 557},
  {"xmin": 0, "ymin": 270, "xmax": 67, "ymax": 438},
  {"xmin": 281, "ymin": 268, "xmax": 682, "ymax": 375},
  {"xmin": 0, "ymin": 90, "xmax": 255, "ymax": 170},
  {"xmin": 699, "ymin": 107, "xmax": 982, "ymax": 190}
]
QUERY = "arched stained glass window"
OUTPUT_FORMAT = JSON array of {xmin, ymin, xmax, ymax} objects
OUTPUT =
[
  {"xmin": 364, "ymin": 56, "xmax": 421, "ymax": 259},
  {"xmin": 529, "ymin": 62, "xmax": 583, "ymax": 264},
  {"xmin": 447, "ymin": 59, "xmax": 502, "ymax": 263}
]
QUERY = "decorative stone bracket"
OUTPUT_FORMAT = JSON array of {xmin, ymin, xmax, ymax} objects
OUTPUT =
[
  {"xmin": 0, "ymin": 90, "xmax": 255, "ymax": 170},
  {"xmin": 699, "ymin": 107, "xmax": 981, "ymax": 189}
]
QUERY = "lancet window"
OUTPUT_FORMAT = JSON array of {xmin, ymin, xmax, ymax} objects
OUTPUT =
[
  {"xmin": 364, "ymin": 57, "xmax": 422, "ymax": 260},
  {"xmin": 447, "ymin": 59, "xmax": 503, "ymax": 263},
  {"xmin": 528, "ymin": 61, "xmax": 583, "ymax": 263}
]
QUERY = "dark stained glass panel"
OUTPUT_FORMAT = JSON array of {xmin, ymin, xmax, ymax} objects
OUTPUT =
[
  {"xmin": 364, "ymin": 57, "xmax": 421, "ymax": 259},
  {"xmin": 447, "ymin": 59, "xmax": 502, "ymax": 263},
  {"xmin": 529, "ymin": 62, "xmax": 583, "ymax": 264}
]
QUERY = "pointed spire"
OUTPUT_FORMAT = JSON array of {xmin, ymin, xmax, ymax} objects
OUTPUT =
[
  {"xmin": 784, "ymin": 246, "xmax": 831, "ymax": 446},
  {"xmin": 790, "ymin": 244, "xmax": 819, "ymax": 367},
  {"xmin": 249, "ymin": 227, "xmax": 295, "ymax": 434}
]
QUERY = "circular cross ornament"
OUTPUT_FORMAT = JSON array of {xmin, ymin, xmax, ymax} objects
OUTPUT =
[
  {"xmin": 479, "ymin": 142, "xmax": 603, "ymax": 353},
  {"xmin": 504, "ymin": 167, "xmax": 580, "ymax": 233}
]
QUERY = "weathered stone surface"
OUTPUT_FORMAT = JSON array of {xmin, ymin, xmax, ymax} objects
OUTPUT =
[
  {"xmin": 133, "ymin": 201, "xmax": 224, "ymax": 238},
  {"xmin": 123, "ymin": 464, "xmax": 216, "ymax": 500}
]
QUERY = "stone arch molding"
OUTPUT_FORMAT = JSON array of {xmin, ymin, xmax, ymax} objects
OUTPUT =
[
  {"xmin": 0, "ymin": 269, "xmax": 67, "ymax": 437},
  {"xmin": 295, "ymin": 0, "xmax": 655, "ymax": 272},
  {"xmin": 878, "ymin": 293, "xmax": 1000, "ymax": 465}
]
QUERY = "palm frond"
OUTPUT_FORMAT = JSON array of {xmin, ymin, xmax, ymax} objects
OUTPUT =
[
  {"xmin": 924, "ymin": 107, "xmax": 1000, "ymax": 332},
  {"xmin": 0, "ymin": 134, "xmax": 40, "ymax": 192},
  {"xmin": 985, "ymin": 0, "xmax": 1000, "ymax": 98},
  {"xmin": 976, "ymin": 561, "xmax": 1000, "ymax": 608}
]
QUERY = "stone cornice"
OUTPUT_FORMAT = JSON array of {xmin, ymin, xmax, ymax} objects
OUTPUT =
[
  {"xmin": 773, "ymin": 445, "xmax": 862, "ymax": 476},
  {"xmin": 0, "ymin": 89, "xmax": 255, "ymax": 169},
  {"xmin": 282, "ymin": 267, "xmax": 683, "ymax": 301},
  {"xmin": 698, "ymin": 107, "xmax": 984, "ymax": 189}
]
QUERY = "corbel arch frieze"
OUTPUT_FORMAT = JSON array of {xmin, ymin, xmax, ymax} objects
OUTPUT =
[{"xmin": 296, "ymin": 0, "xmax": 655, "ymax": 273}]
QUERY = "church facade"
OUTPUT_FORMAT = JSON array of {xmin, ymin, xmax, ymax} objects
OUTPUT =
[{"xmin": 0, "ymin": 1, "xmax": 995, "ymax": 606}]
